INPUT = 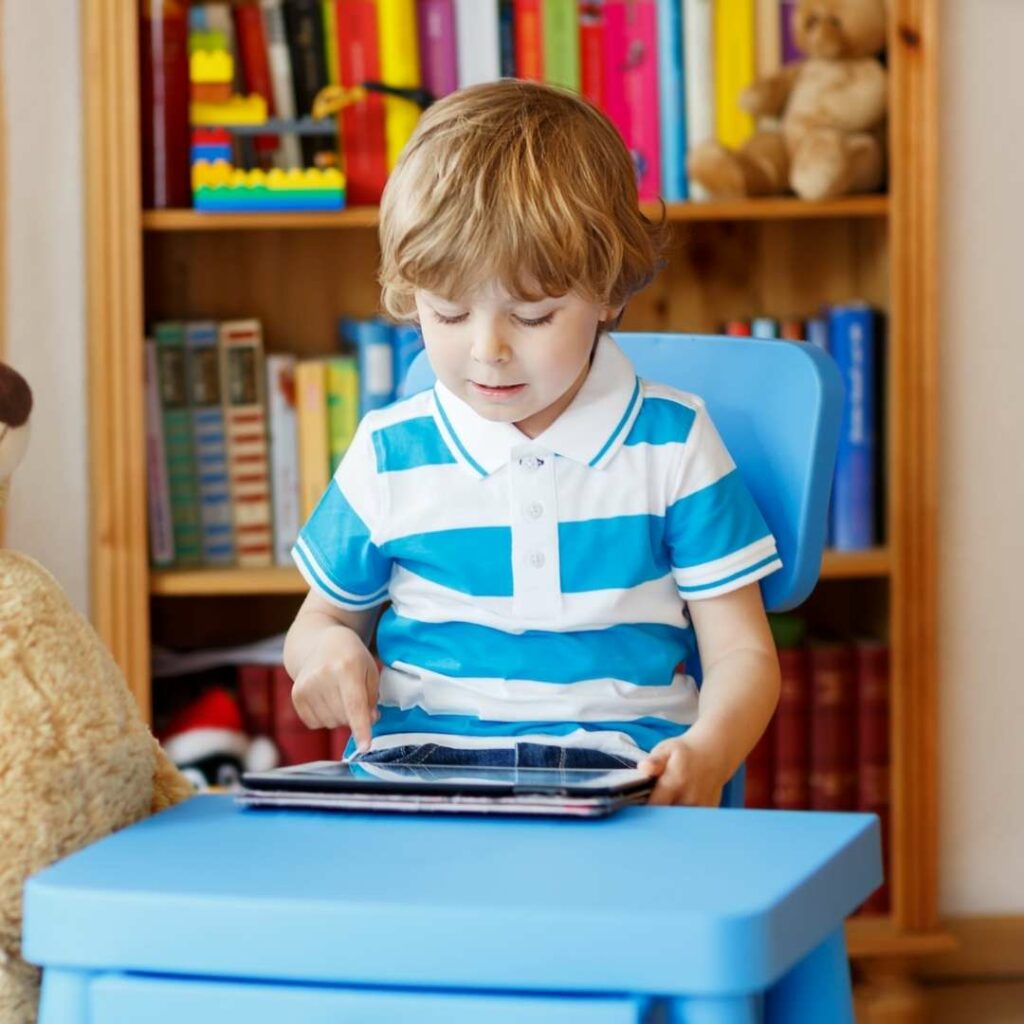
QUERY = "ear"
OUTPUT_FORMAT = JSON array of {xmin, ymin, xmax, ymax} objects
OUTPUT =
[{"xmin": 601, "ymin": 303, "xmax": 625, "ymax": 324}]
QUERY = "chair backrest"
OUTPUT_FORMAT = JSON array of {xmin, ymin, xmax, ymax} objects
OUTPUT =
[{"xmin": 401, "ymin": 332, "xmax": 844, "ymax": 612}]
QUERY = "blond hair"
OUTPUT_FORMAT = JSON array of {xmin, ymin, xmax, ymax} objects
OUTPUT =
[{"xmin": 378, "ymin": 80, "xmax": 667, "ymax": 329}]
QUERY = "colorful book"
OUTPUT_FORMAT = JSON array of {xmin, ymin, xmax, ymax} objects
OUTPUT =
[
  {"xmin": 265, "ymin": 353, "xmax": 302, "ymax": 566},
  {"xmin": 808, "ymin": 642, "xmax": 858, "ymax": 812},
  {"xmin": 327, "ymin": 357, "xmax": 360, "ymax": 474},
  {"xmin": 343, "ymin": 318, "xmax": 395, "ymax": 415},
  {"xmin": 377, "ymin": 0, "xmax": 422, "ymax": 171},
  {"xmin": 513, "ymin": 0, "xmax": 543, "ymax": 81},
  {"xmin": 745, "ymin": 715, "xmax": 775, "ymax": 809},
  {"xmin": 418, "ymin": 0, "xmax": 458, "ymax": 99},
  {"xmin": 751, "ymin": 317, "xmax": 778, "ymax": 339},
  {"xmin": 578, "ymin": 2, "xmax": 605, "ymax": 109},
  {"xmin": 498, "ymin": 0, "xmax": 516, "ymax": 79},
  {"xmin": 713, "ymin": 0, "xmax": 756, "ymax": 148},
  {"xmin": 657, "ymin": 0, "xmax": 688, "ymax": 201},
  {"xmin": 683, "ymin": 0, "xmax": 715, "ymax": 200},
  {"xmin": 153, "ymin": 321, "xmax": 202, "ymax": 566},
  {"xmin": 455, "ymin": 0, "xmax": 501, "ymax": 88},
  {"xmin": 295, "ymin": 359, "xmax": 331, "ymax": 521},
  {"xmin": 829, "ymin": 303, "xmax": 878, "ymax": 550},
  {"xmin": 336, "ymin": 0, "xmax": 389, "ymax": 204},
  {"xmin": 772, "ymin": 646, "xmax": 810, "ymax": 810},
  {"xmin": 779, "ymin": 318, "xmax": 804, "ymax": 341},
  {"xmin": 144, "ymin": 338, "xmax": 175, "ymax": 567},
  {"xmin": 185, "ymin": 321, "xmax": 235, "ymax": 565},
  {"xmin": 755, "ymin": 0, "xmax": 783, "ymax": 80},
  {"xmin": 322, "ymin": 0, "xmax": 341, "ymax": 83},
  {"xmin": 282, "ymin": 0, "xmax": 333, "ymax": 166},
  {"xmin": 218, "ymin": 319, "xmax": 273, "ymax": 567},
  {"xmin": 261, "ymin": 0, "xmax": 304, "ymax": 169},
  {"xmin": 542, "ymin": 0, "xmax": 579, "ymax": 92},
  {"xmin": 234, "ymin": 2, "xmax": 278, "ymax": 157},
  {"xmin": 391, "ymin": 323, "xmax": 424, "ymax": 396}
]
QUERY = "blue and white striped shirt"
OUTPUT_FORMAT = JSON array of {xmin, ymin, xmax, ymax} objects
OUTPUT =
[{"xmin": 293, "ymin": 335, "xmax": 781, "ymax": 760}]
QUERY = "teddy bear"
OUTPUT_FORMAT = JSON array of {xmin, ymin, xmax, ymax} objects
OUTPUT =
[
  {"xmin": 687, "ymin": 0, "xmax": 888, "ymax": 201},
  {"xmin": 0, "ymin": 360, "xmax": 194, "ymax": 1023}
]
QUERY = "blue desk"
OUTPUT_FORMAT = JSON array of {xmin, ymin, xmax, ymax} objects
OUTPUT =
[{"xmin": 24, "ymin": 796, "xmax": 880, "ymax": 1023}]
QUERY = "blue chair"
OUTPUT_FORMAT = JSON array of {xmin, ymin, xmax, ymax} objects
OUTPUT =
[{"xmin": 403, "ymin": 332, "xmax": 845, "ymax": 806}]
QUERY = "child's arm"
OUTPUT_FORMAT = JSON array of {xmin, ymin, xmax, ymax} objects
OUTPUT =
[
  {"xmin": 283, "ymin": 591, "xmax": 383, "ymax": 753},
  {"xmin": 639, "ymin": 582, "xmax": 780, "ymax": 806}
]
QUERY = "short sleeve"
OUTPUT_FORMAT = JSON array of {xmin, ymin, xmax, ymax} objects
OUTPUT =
[
  {"xmin": 665, "ymin": 399, "xmax": 782, "ymax": 600},
  {"xmin": 292, "ymin": 420, "xmax": 392, "ymax": 610}
]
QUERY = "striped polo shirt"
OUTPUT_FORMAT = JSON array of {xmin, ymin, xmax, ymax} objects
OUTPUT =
[{"xmin": 293, "ymin": 335, "xmax": 781, "ymax": 761}]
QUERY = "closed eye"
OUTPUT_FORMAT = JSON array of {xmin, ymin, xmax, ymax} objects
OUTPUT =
[
  {"xmin": 432, "ymin": 311, "xmax": 469, "ymax": 325},
  {"xmin": 514, "ymin": 313, "xmax": 555, "ymax": 328}
]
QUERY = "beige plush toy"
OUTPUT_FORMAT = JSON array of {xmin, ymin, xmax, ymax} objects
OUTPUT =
[
  {"xmin": 687, "ymin": 0, "xmax": 887, "ymax": 201},
  {"xmin": 0, "ymin": 361, "xmax": 194, "ymax": 1023}
]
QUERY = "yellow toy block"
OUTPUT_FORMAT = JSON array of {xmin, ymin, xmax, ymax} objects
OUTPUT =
[
  {"xmin": 190, "ymin": 94, "xmax": 268, "ymax": 127},
  {"xmin": 190, "ymin": 49, "xmax": 234, "ymax": 86}
]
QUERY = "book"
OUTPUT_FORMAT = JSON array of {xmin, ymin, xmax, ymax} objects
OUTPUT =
[
  {"xmin": 780, "ymin": 0, "xmax": 802, "ymax": 63},
  {"xmin": 327, "ymin": 356, "xmax": 360, "ymax": 474},
  {"xmin": 336, "ymin": 0, "xmax": 389, "ymax": 204},
  {"xmin": 772, "ymin": 646, "xmax": 810, "ymax": 810},
  {"xmin": 751, "ymin": 316, "xmax": 778, "ymax": 339},
  {"xmin": 153, "ymin": 321, "xmax": 202, "ymax": 566},
  {"xmin": 513, "ymin": 0, "xmax": 543, "ymax": 81},
  {"xmin": 237, "ymin": 663, "xmax": 275, "ymax": 736},
  {"xmin": 745, "ymin": 716, "xmax": 775, "ymax": 809},
  {"xmin": 755, "ymin": 0, "xmax": 783, "ymax": 81},
  {"xmin": 218, "ymin": 319, "xmax": 273, "ymax": 568},
  {"xmin": 185, "ymin": 321, "xmax": 235, "ymax": 566},
  {"xmin": 498, "ymin": 0, "xmax": 516, "ymax": 79},
  {"xmin": 272, "ymin": 664, "xmax": 331, "ymax": 764},
  {"xmin": 261, "ymin": 0, "xmax": 305, "ymax": 169},
  {"xmin": 418, "ymin": 0, "xmax": 458, "ymax": 99},
  {"xmin": 713, "ymin": 0, "xmax": 756, "ymax": 148},
  {"xmin": 855, "ymin": 639, "xmax": 891, "ymax": 913},
  {"xmin": 683, "ymin": 0, "xmax": 714, "ymax": 200},
  {"xmin": 234, "ymin": 1, "xmax": 278, "ymax": 158},
  {"xmin": 542, "ymin": 0, "xmax": 579, "ymax": 92},
  {"xmin": 454, "ymin": 0, "xmax": 502, "ymax": 87},
  {"xmin": 657, "ymin": 0, "xmax": 688, "ymax": 202},
  {"xmin": 282, "ymin": 0, "xmax": 333, "ymax": 166},
  {"xmin": 808, "ymin": 643, "xmax": 858, "ymax": 811},
  {"xmin": 322, "ymin": 0, "xmax": 341, "ymax": 84},
  {"xmin": 265, "ymin": 353, "xmax": 302, "ymax": 566},
  {"xmin": 829, "ymin": 303, "xmax": 877, "ymax": 550},
  {"xmin": 295, "ymin": 359, "xmax": 331, "ymax": 521},
  {"xmin": 391, "ymin": 323, "xmax": 424, "ymax": 396},
  {"xmin": 143, "ymin": 338, "xmax": 175, "ymax": 567},
  {"xmin": 724, "ymin": 319, "xmax": 752, "ymax": 337},
  {"xmin": 779, "ymin": 318, "xmax": 804, "ymax": 341},
  {"xmin": 578, "ymin": 2, "xmax": 605, "ymax": 110},
  {"xmin": 377, "ymin": 0, "xmax": 422, "ymax": 171}
]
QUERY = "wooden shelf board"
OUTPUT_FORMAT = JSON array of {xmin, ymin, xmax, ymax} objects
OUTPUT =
[
  {"xmin": 821, "ymin": 547, "xmax": 891, "ymax": 579},
  {"xmin": 847, "ymin": 918, "xmax": 956, "ymax": 960},
  {"xmin": 142, "ymin": 195, "xmax": 888, "ymax": 233}
]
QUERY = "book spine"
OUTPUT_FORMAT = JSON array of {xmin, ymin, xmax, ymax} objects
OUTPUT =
[
  {"xmin": 327, "ymin": 357, "xmax": 359, "ymax": 474},
  {"xmin": 282, "ymin": 0, "xmax": 332, "ymax": 165},
  {"xmin": 498, "ymin": 0, "xmax": 516, "ymax": 80},
  {"xmin": 513, "ymin": 0, "xmax": 543, "ymax": 81},
  {"xmin": 601, "ymin": 2, "xmax": 631, "ymax": 153},
  {"xmin": 752, "ymin": 316, "xmax": 778, "ymax": 339},
  {"xmin": 418, "ymin": 0, "xmax": 458, "ymax": 99},
  {"xmin": 234, "ymin": 2, "xmax": 278, "ymax": 155},
  {"xmin": 625, "ymin": 0, "xmax": 661, "ymax": 201},
  {"xmin": 218, "ymin": 320, "xmax": 273, "ymax": 567},
  {"xmin": 772, "ymin": 646, "xmax": 810, "ymax": 810},
  {"xmin": 295, "ymin": 359, "xmax": 331, "ymax": 521},
  {"xmin": 265, "ymin": 353, "xmax": 302, "ymax": 566},
  {"xmin": 237, "ymin": 663, "xmax": 275, "ymax": 736},
  {"xmin": 272, "ymin": 664, "xmax": 331, "ymax": 764},
  {"xmin": 261, "ymin": 0, "xmax": 304, "ymax": 169},
  {"xmin": 154, "ymin": 321, "xmax": 202, "ymax": 565},
  {"xmin": 829, "ymin": 303, "xmax": 877, "ymax": 550},
  {"xmin": 322, "ymin": 0, "xmax": 341, "ymax": 83},
  {"xmin": 745, "ymin": 715, "xmax": 775, "ymax": 809},
  {"xmin": 377, "ymin": 0, "xmax": 422, "ymax": 171},
  {"xmin": 657, "ymin": 0, "xmax": 687, "ymax": 202},
  {"xmin": 755, "ymin": 0, "xmax": 782, "ymax": 79},
  {"xmin": 542, "ymin": 0, "xmax": 579, "ymax": 92},
  {"xmin": 353, "ymin": 319, "xmax": 396, "ymax": 416},
  {"xmin": 856, "ymin": 639, "xmax": 891, "ymax": 914},
  {"xmin": 391, "ymin": 324, "xmax": 424, "ymax": 396},
  {"xmin": 336, "ymin": 0, "xmax": 389, "ymax": 204},
  {"xmin": 578, "ymin": 2, "xmax": 605, "ymax": 110},
  {"xmin": 808, "ymin": 643, "xmax": 858, "ymax": 811},
  {"xmin": 683, "ymin": 0, "xmax": 714, "ymax": 200},
  {"xmin": 454, "ymin": 0, "xmax": 502, "ymax": 88},
  {"xmin": 143, "ymin": 339, "xmax": 175, "ymax": 567},
  {"xmin": 713, "ymin": 0, "xmax": 756, "ymax": 149},
  {"xmin": 185, "ymin": 321, "xmax": 236, "ymax": 566}
]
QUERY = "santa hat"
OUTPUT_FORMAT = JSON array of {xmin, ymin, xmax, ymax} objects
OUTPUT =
[{"xmin": 160, "ymin": 687, "xmax": 251, "ymax": 766}]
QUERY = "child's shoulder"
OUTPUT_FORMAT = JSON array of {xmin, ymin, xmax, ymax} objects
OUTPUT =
[
  {"xmin": 357, "ymin": 388, "xmax": 435, "ymax": 436},
  {"xmin": 630, "ymin": 379, "xmax": 708, "ymax": 446}
]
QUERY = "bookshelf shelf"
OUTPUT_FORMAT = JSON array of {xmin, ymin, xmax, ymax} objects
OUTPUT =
[{"xmin": 141, "ymin": 195, "xmax": 888, "ymax": 233}]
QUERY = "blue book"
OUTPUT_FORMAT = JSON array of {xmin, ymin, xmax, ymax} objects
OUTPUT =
[
  {"xmin": 657, "ymin": 0, "xmax": 688, "ymax": 201},
  {"xmin": 339, "ymin": 317, "xmax": 396, "ymax": 416},
  {"xmin": 805, "ymin": 314, "xmax": 832, "ymax": 545},
  {"xmin": 391, "ymin": 324, "xmax": 425, "ymax": 397},
  {"xmin": 184, "ymin": 321, "xmax": 235, "ymax": 565},
  {"xmin": 828, "ymin": 303, "xmax": 877, "ymax": 551},
  {"xmin": 498, "ymin": 0, "xmax": 516, "ymax": 79}
]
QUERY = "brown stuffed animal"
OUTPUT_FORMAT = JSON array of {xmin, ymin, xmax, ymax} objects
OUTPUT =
[
  {"xmin": 0, "ymin": 361, "xmax": 194, "ymax": 1023},
  {"xmin": 687, "ymin": 0, "xmax": 887, "ymax": 201}
]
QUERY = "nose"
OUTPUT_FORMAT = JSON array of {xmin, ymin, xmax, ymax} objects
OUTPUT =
[{"xmin": 470, "ymin": 320, "xmax": 511, "ymax": 365}]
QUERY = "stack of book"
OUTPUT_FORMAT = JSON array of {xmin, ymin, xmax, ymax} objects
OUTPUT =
[{"xmin": 145, "ymin": 316, "xmax": 423, "ymax": 569}]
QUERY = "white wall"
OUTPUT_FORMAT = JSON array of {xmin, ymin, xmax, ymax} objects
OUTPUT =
[
  {"xmin": 2, "ymin": 0, "xmax": 1022, "ymax": 912},
  {"xmin": 2, "ymin": 0, "xmax": 88, "ymax": 613}
]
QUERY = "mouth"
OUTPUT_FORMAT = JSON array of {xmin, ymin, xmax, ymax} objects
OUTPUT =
[{"xmin": 469, "ymin": 381, "xmax": 527, "ymax": 400}]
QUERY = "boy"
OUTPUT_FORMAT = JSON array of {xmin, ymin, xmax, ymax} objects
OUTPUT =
[{"xmin": 284, "ymin": 81, "xmax": 781, "ymax": 806}]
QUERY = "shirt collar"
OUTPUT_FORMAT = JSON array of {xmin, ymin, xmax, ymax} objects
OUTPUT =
[{"xmin": 431, "ymin": 334, "xmax": 643, "ymax": 478}]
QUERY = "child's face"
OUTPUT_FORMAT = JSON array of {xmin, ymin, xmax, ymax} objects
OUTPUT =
[{"xmin": 415, "ymin": 281, "xmax": 619, "ymax": 438}]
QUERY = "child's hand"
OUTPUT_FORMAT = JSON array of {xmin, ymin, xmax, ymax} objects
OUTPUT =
[
  {"xmin": 638, "ymin": 736, "xmax": 728, "ymax": 807},
  {"xmin": 290, "ymin": 626, "xmax": 380, "ymax": 753}
]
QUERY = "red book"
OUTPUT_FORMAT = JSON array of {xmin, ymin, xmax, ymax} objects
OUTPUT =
[
  {"xmin": 856, "ymin": 640, "xmax": 891, "ymax": 914},
  {"xmin": 233, "ymin": 3, "xmax": 278, "ymax": 157},
  {"xmin": 745, "ymin": 714, "xmax": 775, "ymax": 809},
  {"xmin": 271, "ymin": 665, "xmax": 331, "ymax": 765},
  {"xmin": 335, "ymin": 0, "xmax": 389, "ymax": 205},
  {"xmin": 578, "ymin": 2, "xmax": 605, "ymax": 109},
  {"xmin": 724, "ymin": 320, "xmax": 752, "ymax": 337},
  {"xmin": 780, "ymin": 318, "xmax": 805, "ymax": 341},
  {"xmin": 513, "ymin": 0, "xmax": 543, "ymax": 80},
  {"xmin": 772, "ymin": 647, "xmax": 810, "ymax": 810},
  {"xmin": 808, "ymin": 643, "xmax": 858, "ymax": 811},
  {"xmin": 328, "ymin": 727, "xmax": 353, "ymax": 760},
  {"xmin": 237, "ymin": 663, "xmax": 274, "ymax": 736}
]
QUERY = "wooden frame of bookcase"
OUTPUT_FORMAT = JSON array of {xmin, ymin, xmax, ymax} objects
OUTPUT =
[{"xmin": 83, "ymin": 0, "xmax": 945, "ymax": 1009}]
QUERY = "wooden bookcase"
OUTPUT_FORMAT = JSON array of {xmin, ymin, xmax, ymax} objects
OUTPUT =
[{"xmin": 83, "ymin": 0, "xmax": 946, "ymax": 1012}]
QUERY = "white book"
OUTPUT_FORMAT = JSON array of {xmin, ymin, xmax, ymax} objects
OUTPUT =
[
  {"xmin": 683, "ymin": 0, "xmax": 715, "ymax": 201},
  {"xmin": 454, "ymin": 0, "xmax": 501, "ymax": 88},
  {"xmin": 260, "ymin": 0, "xmax": 304, "ymax": 169},
  {"xmin": 265, "ymin": 353, "xmax": 302, "ymax": 566},
  {"xmin": 143, "ymin": 339, "xmax": 175, "ymax": 567}
]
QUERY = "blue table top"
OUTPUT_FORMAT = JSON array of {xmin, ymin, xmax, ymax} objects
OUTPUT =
[{"xmin": 24, "ymin": 795, "xmax": 880, "ymax": 998}]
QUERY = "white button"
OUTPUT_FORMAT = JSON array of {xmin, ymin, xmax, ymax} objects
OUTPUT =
[
  {"xmin": 528, "ymin": 550, "xmax": 546, "ymax": 569},
  {"xmin": 519, "ymin": 456, "xmax": 544, "ymax": 471},
  {"xmin": 524, "ymin": 501, "xmax": 544, "ymax": 520}
]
